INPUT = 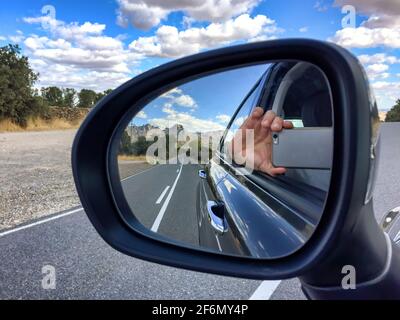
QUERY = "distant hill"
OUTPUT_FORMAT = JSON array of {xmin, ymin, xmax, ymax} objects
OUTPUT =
[
  {"xmin": 126, "ymin": 124, "xmax": 162, "ymax": 142},
  {"xmin": 126, "ymin": 123, "xmax": 224, "ymax": 148}
]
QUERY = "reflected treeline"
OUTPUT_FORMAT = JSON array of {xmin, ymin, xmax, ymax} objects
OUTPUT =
[{"xmin": 119, "ymin": 123, "xmax": 224, "ymax": 164}]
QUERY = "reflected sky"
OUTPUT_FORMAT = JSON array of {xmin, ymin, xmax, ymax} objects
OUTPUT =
[{"xmin": 131, "ymin": 64, "xmax": 269, "ymax": 132}]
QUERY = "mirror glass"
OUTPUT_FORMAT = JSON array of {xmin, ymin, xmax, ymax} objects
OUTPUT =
[{"xmin": 115, "ymin": 61, "xmax": 333, "ymax": 259}]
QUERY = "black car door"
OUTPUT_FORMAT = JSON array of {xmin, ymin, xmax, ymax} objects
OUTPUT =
[
  {"xmin": 198, "ymin": 62, "xmax": 332, "ymax": 259},
  {"xmin": 197, "ymin": 74, "xmax": 264, "ymax": 256}
]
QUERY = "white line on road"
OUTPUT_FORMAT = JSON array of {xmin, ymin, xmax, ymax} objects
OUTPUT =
[
  {"xmin": 156, "ymin": 186, "xmax": 170, "ymax": 204},
  {"xmin": 215, "ymin": 236, "xmax": 222, "ymax": 252},
  {"xmin": 395, "ymin": 230, "xmax": 400, "ymax": 243},
  {"xmin": 0, "ymin": 208, "xmax": 83, "ymax": 238},
  {"xmin": 249, "ymin": 281, "xmax": 281, "ymax": 300},
  {"xmin": 151, "ymin": 165, "xmax": 183, "ymax": 232}
]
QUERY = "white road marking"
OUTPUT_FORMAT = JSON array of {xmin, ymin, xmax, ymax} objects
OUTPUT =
[
  {"xmin": 0, "ymin": 208, "xmax": 83, "ymax": 238},
  {"xmin": 156, "ymin": 186, "xmax": 170, "ymax": 204},
  {"xmin": 151, "ymin": 165, "xmax": 183, "ymax": 232},
  {"xmin": 249, "ymin": 281, "xmax": 281, "ymax": 300},
  {"xmin": 215, "ymin": 236, "xmax": 222, "ymax": 252},
  {"xmin": 121, "ymin": 165, "xmax": 159, "ymax": 182},
  {"xmin": 395, "ymin": 231, "xmax": 400, "ymax": 243}
]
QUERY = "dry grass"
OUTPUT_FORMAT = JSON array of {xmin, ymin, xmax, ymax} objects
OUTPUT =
[
  {"xmin": 118, "ymin": 155, "xmax": 150, "ymax": 162},
  {"xmin": 0, "ymin": 117, "xmax": 84, "ymax": 133}
]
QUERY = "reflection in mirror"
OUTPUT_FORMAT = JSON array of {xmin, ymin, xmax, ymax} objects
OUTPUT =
[{"xmin": 116, "ymin": 62, "xmax": 333, "ymax": 259}]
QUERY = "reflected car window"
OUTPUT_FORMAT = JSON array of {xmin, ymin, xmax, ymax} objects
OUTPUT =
[{"xmin": 222, "ymin": 77, "xmax": 264, "ymax": 151}]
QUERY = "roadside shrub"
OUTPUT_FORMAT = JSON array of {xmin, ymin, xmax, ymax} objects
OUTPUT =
[
  {"xmin": 386, "ymin": 100, "xmax": 400, "ymax": 122},
  {"xmin": 0, "ymin": 44, "xmax": 48, "ymax": 127}
]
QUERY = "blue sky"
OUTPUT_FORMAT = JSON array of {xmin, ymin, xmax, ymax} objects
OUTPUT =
[
  {"xmin": 0, "ymin": 0, "xmax": 399, "ymax": 127},
  {"xmin": 132, "ymin": 64, "xmax": 268, "ymax": 132}
]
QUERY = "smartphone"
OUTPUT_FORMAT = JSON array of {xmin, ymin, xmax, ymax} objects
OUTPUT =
[{"xmin": 272, "ymin": 127, "xmax": 333, "ymax": 169}]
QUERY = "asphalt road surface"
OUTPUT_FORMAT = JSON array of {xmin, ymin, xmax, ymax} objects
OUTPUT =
[
  {"xmin": 122, "ymin": 164, "xmax": 200, "ymax": 247},
  {"xmin": 1, "ymin": 123, "xmax": 399, "ymax": 300}
]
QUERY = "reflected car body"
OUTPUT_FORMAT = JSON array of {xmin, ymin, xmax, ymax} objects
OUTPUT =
[{"xmin": 197, "ymin": 63, "xmax": 331, "ymax": 258}]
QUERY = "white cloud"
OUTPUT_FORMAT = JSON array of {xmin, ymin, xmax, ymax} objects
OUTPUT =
[
  {"xmin": 216, "ymin": 114, "xmax": 231, "ymax": 123},
  {"xmin": 357, "ymin": 54, "xmax": 398, "ymax": 81},
  {"xmin": 372, "ymin": 81, "xmax": 400, "ymax": 90},
  {"xmin": 365, "ymin": 63, "xmax": 390, "ymax": 80},
  {"xmin": 247, "ymin": 34, "xmax": 277, "ymax": 43},
  {"xmin": 129, "ymin": 14, "xmax": 280, "ymax": 58},
  {"xmin": 33, "ymin": 69, "xmax": 132, "ymax": 92},
  {"xmin": 25, "ymin": 36, "xmax": 72, "ymax": 51},
  {"xmin": 362, "ymin": 15, "xmax": 400, "ymax": 29},
  {"xmin": 334, "ymin": 0, "xmax": 400, "ymax": 28},
  {"xmin": 162, "ymin": 88, "xmax": 182, "ymax": 97},
  {"xmin": 78, "ymin": 36, "xmax": 124, "ymax": 51},
  {"xmin": 8, "ymin": 30, "xmax": 25, "ymax": 43},
  {"xmin": 367, "ymin": 64, "xmax": 389, "ymax": 73},
  {"xmin": 0, "ymin": 36, "xmax": 6, "ymax": 41},
  {"xmin": 22, "ymin": 15, "xmax": 140, "ymax": 91},
  {"xmin": 330, "ymin": 1, "xmax": 400, "ymax": 48},
  {"xmin": 329, "ymin": 1, "xmax": 400, "ymax": 111},
  {"xmin": 25, "ymin": 37, "xmax": 132, "ymax": 73},
  {"xmin": 333, "ymin": 0, "xmax": 400, "ymax": 15},
  {"xmin": 24, "ymin": 17, "xmax": 106, "ymax": 39},
  {"xmin": 162, "ymin": 88, "xmax": 197, "ymax": 108},
  {"xmin": 330, "ymin": 26, "xmax": 400, "ymax": 48},
  {"xmin": 371, "ymin": 81, "xmax": 400, "ymax": 110},
  {"xmin": 117, "ymin": 0, "xmax": 260, "ymax": 30},
  {"xmin": 150, "ymin": 106, "xmax": 225, "ymax": 132},
  {"xmin": 137, "ymin": 111, "xmax": 148, "ymax": 119},
  {"xmin": 299, "ymin": 27, "xmax": 309, "ymax": 33},
  {"xmin": 358, "ymin": 53, "xmax": 399, "ymax": 65},
  {"xmin": 174, "ymin": 94, "xmax": 197, "ymax": 108}
]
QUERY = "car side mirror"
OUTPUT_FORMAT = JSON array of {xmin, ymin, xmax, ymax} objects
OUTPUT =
[{"xmin": 73, "ymin": 40, "xmax": 399, "ymax": 299}]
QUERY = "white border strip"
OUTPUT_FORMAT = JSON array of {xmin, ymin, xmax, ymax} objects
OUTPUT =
[
  {"xmin": 249, "ymin": 281, "xmax": 281, "ymax": 300},
  {"xmin": 0, "ymin": 208, "xmax": 83, "ymax": 238}
]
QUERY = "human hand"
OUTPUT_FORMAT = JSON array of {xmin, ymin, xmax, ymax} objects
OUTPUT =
[{"xmin": 228, "ymin": 108, "xmax": 294, "ymax": 176}]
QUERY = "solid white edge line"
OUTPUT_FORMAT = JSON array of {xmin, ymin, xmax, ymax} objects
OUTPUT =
[
  {"xmin": 249, "ymin": 281, "xmax": 282, "ymax": 300},
  {"xmin": 151, "ymin": 165, "xmax": 183, "ymax": 232},
  {"xmin": 156, "ymin": 186, "xmax": 170, "ymax": 204},
  {"xmin": 0, "ymin": 208, "xmax": 83, "ymax": 238}
]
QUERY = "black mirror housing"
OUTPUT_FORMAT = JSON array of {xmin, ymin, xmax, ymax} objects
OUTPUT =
[{"xmin": 72, "ymin": 39, "xmax": 393, "ymax": 288}]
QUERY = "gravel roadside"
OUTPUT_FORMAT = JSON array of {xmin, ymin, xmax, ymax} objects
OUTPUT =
[
  {"xmin": 0, "ymin": 130, "xmax": 152, "ymax": 230},
  {"xmin": 0, "ymin": 130, "xmax": 79, "ymax": 230}
]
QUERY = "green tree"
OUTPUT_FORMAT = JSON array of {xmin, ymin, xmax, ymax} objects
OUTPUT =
[
  {"xmin": 132, "ymin": 136, "xmax": 152, "ymax": 156},
  {"xmin": 95, "ymin": 89, "xmax": 113, "ymax": 104},
  {"xmin": 0, "ymin": 44, "xmax": 46, "ymax": 126},
  {"xmin": 103, "ymin": 89, "xmax": 113, "ymax": 96},
  {"xmin": 78, "ymin": 89, "xmax": 97, "ymax": 108},
  {"xmin": 41, "ymin": 86, "xmax": 64, "ymax": 106},
  {"xmin": 386, "ymin": 100, "xmax": 400, "ymax": 122},
  {"xmin": 119, "ymin": 131, "xmax": 133, "ymax": 155},
  {"xmin": 62, "ymin": 88, "xmax": 77, "ymax": 108}
]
